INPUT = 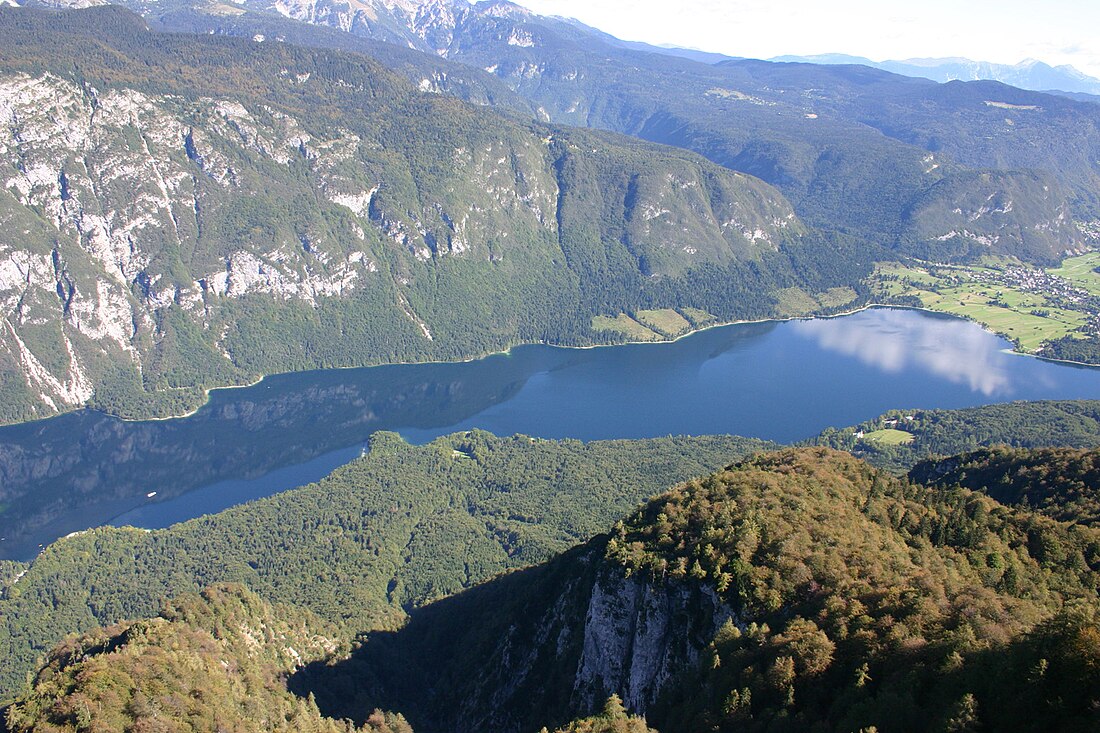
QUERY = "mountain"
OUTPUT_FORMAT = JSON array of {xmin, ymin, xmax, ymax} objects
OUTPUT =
[
  {"xmin": 772, "ymin": 53, "xmax": 1100, "ymax": 96},
  {"xmin": 107, "ymin": 0, "xmax": 1100, "ymax": 259},
  {"xmin": 0, "ymin": 430, "xmax": 769, "ymax": 703},
  {"xmin": 292, "ymin": 447, "xmax": 1100, "ymax": 732},
  {"xmin": 2, "ymin": 583, "xmax": 410, "ymax": 733},
  {"xmin": 8, "ymin": 447, "xmax": 1100, "ymax": 732},
  {"xmin": 6, "ymin": 401, "xmax": 1100, "ymax": 705},
  {"xmin": 1, "ymin": 581, "xmax": 655, "ymax": 732},
  {"xmin": 555, "ymin": 17, "xmax": 738, "ymax": 65},
  {"xmin": 0, "ymin": 6, "xmax": 846, "ymax": 425},
  {"xmin": 4, "ymin": 2, "xmax": 1100, "ymax": 424}
]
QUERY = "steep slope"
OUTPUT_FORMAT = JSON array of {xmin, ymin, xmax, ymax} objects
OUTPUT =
[
  {"xmin": 1, "ymin": 582, "xmax": 658, "ymax": 733},
  {"xmin": 297, "ymin": 447, "xmax": 1100, "ymax": 733},
  {"xmin": 0, "ymin": 430, "xmax": 768, "ymax": 703},
  {"xmin": 910, "ymin": 446, "xmax": 1100, "ymax": 526},
  {"xmin": 109, "ymin": 0, "xmax": 1100, "ymax": 262},
  {"xmin": 0, "ymin": 7, "xmax": 833, "ymax": 424},
  {"xmin": 2, "ymin": 584, "xmax": 409, "ymax": 733},
  {"xmin": 6, "ymin": 447, "xmax": 1100, "ymax": 732}
]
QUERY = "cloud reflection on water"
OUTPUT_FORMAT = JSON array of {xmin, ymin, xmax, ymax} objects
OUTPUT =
[{"xmin": 791, "ymin": 309, "xmax": 1013, "ymax": 396}]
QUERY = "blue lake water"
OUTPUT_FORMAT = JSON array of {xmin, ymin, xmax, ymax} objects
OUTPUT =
[{"xmin": 3, "ymin": 307, "xmax": 1100, "ymax": 560}]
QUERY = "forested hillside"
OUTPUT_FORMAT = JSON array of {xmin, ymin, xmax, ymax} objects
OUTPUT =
[
  {"xmin": 9, "ymin": 447, "xmax": 1100, "ymax": 732},
  {"xmin": 112, "ymin": 0, "xmax": 1100, "ymax": 263},
  {"xmin": 0, "ymin": 431, "xmax": 767, "ymax": 703},
  {"xmin": 911, "ymin": 445, "xmax": 1100, "ymax": 525},
  {"xmin": 4, "ymin": 1, "xmax": 1100, "ymax": 425},
  {"xmin": 7, "ymin": 401, "xmax": 1100, "ymax": 708},
  {"xmin": 295, "ymin": 448, "xmax": 1100, "ymax": 732},
  {"xmin": 2, "ymin": 584, "xmax": 409, "ymax": 733},
  {"xmin": 0, "ymin": 6, "xmax": 867, "ymax": 425},
  {"xmin": 806, "ymin": 400, "xmax": 1100, "ymax": 472}
]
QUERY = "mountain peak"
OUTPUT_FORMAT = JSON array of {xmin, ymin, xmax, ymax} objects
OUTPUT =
[{"xmin": 475, "ymin": 0, "xmax": 532, "ymax": 16}]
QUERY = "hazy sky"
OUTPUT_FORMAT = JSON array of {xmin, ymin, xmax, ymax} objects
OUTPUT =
[{"xmin": 517, "ymin": 0, "xmax": 1100, "ymax": 77}]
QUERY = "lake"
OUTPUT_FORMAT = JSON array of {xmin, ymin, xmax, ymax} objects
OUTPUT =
[{"xmin": 3, "ymin": 307, "xmax": 1100, "ymax": 560}]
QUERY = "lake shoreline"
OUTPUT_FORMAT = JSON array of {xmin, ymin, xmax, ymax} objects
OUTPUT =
[
  {"xmin": 7, "ymin": 301, "xmax": 1098, "ymax": 429},
  {"xmin": 7, "ymin": 306, "xmax": 1100, "ymax": 561}
]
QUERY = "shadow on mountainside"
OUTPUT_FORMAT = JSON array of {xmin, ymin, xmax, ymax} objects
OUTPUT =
[{"xmin": 288, "ymin": 541, "xmax": 607, "ymax": 733}]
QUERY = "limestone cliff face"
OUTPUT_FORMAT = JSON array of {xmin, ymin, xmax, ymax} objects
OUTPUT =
[
  {"xmin": 571, "ymin": 566, "xmax": 736, "ymax": 715},
  {"xmin": 365, "ymin": 545, "xmax": 737, "ymax": 733},
  {"xmin": 0, "ymin": 71, "xmax": 385, "ymax": 419},
  {"xmin": 0, "ymin": 11, "xmax": 806, "ymax": 424}
]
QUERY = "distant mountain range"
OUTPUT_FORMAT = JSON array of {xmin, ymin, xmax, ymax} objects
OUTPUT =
[{"xmin": 771, "ymin": 53, "xmax": 1100, "ymax": 96}]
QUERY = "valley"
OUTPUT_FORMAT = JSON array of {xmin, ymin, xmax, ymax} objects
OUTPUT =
[
  {"xmin": 5, "ymin": 306, "xmax": 1100, "ymax": 564},
  {"xmin": 3, "ymin": 2, "xmax": 1100, "ymax": 425},
  {"xmin": 2, "ymin": 1, "xmax": 1100, "ymax": 731}
]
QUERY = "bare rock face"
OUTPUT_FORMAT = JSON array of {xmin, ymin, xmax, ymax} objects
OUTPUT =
[
  {"xmin": 412, "ymin": 551, "xmax": 739, "ymax": 732},
  {"xmin": 0, "ymin": 71, "xmax": 384, "ymax": 419},
  {"xmin": 0, "ymin": 9, "xmax": 811, "ymax": 424},
  {"xmin": 571, "ymin": 566, "xmax": 737, "ymax": 714}
]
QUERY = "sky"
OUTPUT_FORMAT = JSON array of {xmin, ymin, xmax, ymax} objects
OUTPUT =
[{"xmin": 517, "ymin": 0, "xmax": 1100, "ymax": 78}]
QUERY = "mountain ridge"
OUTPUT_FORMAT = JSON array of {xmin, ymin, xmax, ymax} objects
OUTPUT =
[
  {"xmin": 8, "ymin": 446, "xmax": 1100, "ymax": 731},
  {"xmin": 771, "ymin": 53, "xmax": 1100, "ymax": 96},
  {"xmin": 2, "ymin": 3, "xmax": 1100, "ymax": 426},
  {"xmin": 5, "ymin": 400, "xmax": 1100, "ymax": 709},
  {"xmin": 0, "ymin": 5, "xmax": 846, "ymax": 425}
]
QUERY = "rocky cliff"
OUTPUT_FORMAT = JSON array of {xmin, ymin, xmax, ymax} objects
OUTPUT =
[
  {"xmin": 91, "ymin": 0, "xmax": 1100, "ymax": 262},
  {"xmin": 292, "ymin": 536, "xmax": 741, "ymax": 733},
  {"xmin": 0, "ymin": 7, "xmax": 813, "ymax": 424},
  {"xmin": 286, "ymin": 447, "xmax": 1100, "ymax": 732}
]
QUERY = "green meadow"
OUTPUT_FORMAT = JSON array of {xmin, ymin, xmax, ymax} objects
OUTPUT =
[{"xmin": 872, "ymin": 255, "xmax": 1100, "ymax": 352}]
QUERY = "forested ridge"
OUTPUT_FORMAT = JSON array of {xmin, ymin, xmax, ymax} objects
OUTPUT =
[
  {"xmin": 290, "ymin": 448, "xmax": 1100, "ymax": 732},
  {"xmin": 805, "ymin": 400, "xmax": 1100, "ymax": 472},
  {"xmin": 7, "ymin": 402, "xmax": 1100, "ymax": 716},
  {"xmin": 910, "ymin": 445, "xmax": 1100, "ymax": 526},
  {"xmin": 0, "ymin": 431, "xmax": 768, "ymax": 704},
  {"xmin": 603, "ymin": 449, "xmax": 1100, "ymax": 731},
  {"xmin": 7, "ymin": 447, "xmax": 1100, "ymax": 732},
  {"xmin": 2, "ymin": 584, "xmax": 410, "ymax": 733}
]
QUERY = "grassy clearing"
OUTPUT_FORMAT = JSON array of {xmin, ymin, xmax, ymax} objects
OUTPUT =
[
  {"xmin": 775, "ymin": 287, "xmax": 820, "ymax": 316},
  {"xmin": 861, "ymin": 429, "xmax": 915, "ymax": 445},
  {"xmin": 870, "ymin": 260, "xmax": 1091, "ymax": 352},
  {"xmin": 635, "ymin": 308, "xmax": 692, "ymax": 338},
  {"xmin": 594, "ymin": 308, "xmax": 719, "ymax": 342},
  {"xmin": 591, "ymin": 314, "xmax": 662, "ymax": 341},
  {"xmin": 776, "ymin": 286, "xmax": 859, "ymax": 317},
  {"xmin": 818, "ymin": 286, "xmax": 859, "ymax": 309},
  {"xmin": 680, "ymin": 307, "xmax": 717, "ymax": 328}
]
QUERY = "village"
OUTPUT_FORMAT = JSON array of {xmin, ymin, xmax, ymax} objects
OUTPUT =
[{"xmin": 967, "ymin": 265, "xmax": 1092, "ymax": 306}]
